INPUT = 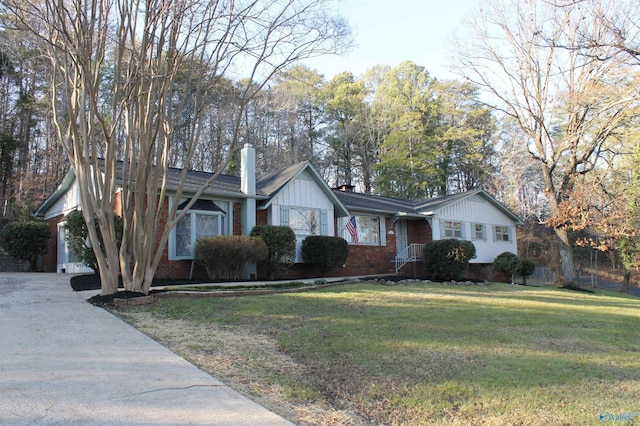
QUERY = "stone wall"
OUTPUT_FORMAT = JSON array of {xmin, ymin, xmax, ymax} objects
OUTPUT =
[{"xmin": 0, "ymin": 248, "xmax": 30, "ymax": 272}]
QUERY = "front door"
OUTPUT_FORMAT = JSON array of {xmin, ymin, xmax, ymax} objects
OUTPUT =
[{"xmin": 396, "ymin": 220, "xmax": 408, "ymax": 258}]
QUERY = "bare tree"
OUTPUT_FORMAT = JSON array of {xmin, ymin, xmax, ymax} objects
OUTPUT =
[
  {"xmin": 455, "ymin": 0, "xmax": 639, "ymax": 285},
  {"xmin": 7, "ymin": 0, "xmax": 350, "ymax": 295}
]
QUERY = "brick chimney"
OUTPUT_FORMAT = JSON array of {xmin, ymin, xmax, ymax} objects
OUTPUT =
[{"xmin": 334, "ymin": 184, "xmax": 355, "ymax": 192}]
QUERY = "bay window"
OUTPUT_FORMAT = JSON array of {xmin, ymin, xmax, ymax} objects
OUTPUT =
[{"xmin": 170, "ymin": 199, "xmax": 229, "ymax": 260}]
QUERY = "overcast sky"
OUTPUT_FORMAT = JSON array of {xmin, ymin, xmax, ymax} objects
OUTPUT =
[{"xmin": 302, "ymin": 0, "xmax": 478, "ymax": 81}]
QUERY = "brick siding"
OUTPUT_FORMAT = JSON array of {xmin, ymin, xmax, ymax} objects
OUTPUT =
[{"xmin": 42, "ymin": 215, "xmax": 62, "ymax": 272}]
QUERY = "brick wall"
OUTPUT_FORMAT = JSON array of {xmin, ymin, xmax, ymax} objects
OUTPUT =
[
  {"xmin": 256, "ymin": 209, "xmax": 267, "ymax": 226},
  {"xmin": 407, "ymin": 219, "xmax": 432, "ymax": 244},
  {"xmin": 267, "ymin": 217, "xmax": 398, "ymax": 280},
  {"xmin": 232, "ymin": 202, "xmax": 242, "ymax": 235},
  {"xmin": 42, "ymin": 215, "xmax": 62, "ymax": 272}
]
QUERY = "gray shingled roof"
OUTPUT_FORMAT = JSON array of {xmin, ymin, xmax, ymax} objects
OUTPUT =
[
  {"xmin": 255, "ymin": 162, "xmax": 308, "ymax": 196},
  {"xmin": 334, "ymin": 188, "xmax": 522, "ymax": 223},
  {"xmin": 34, "ymin": 163, "xmax": 253, "ymax": 217},
  {"xmin": 332, "ymin": 190, "xmax": 417, "ymax": 215},
  {"xmin": 36, "ymin": 160, "xmax": 520, "ymax": 225},
  {"xmin": 161, "ymin": 166, "xmax": 246, "ymax": 196}
]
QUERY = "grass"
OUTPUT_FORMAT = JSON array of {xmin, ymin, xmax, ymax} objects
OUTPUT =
[{"xmin": 119, "ymin": 281, "xmax": 640, "ymax": 425}]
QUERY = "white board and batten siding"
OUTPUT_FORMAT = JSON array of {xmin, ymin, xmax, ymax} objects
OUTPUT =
[
  {"xmin": 42, "ymin": 178, "xmax": 93, "ymax": 274},
  {"xmin": 432, "ymin": 194, "xmax": 518, "ymax": 264},
  {"xmin": 268, "ymin": 170, "xmax": 336, "ymax": 262},
  {"xmin": 41, "ymin": 179, "xmax": 82, "ymax": 221}
]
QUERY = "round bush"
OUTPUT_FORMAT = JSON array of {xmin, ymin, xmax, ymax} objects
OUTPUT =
[
  {"xmin": 493, "ymin": 252, "xmax": 521, "ymax": 283},
  {"xmin": 422, "ymin": 238, "xmax": 476, "ymax": 281}
]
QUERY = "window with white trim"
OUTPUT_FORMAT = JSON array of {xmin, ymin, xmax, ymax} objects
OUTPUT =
[
  {"xmin": 171, "ymin": 199, "xmax": 229, "ymax": 259},
  {"xmin": 472, "ymin": 223, "xmax": 486, "ymax": 241},
  {"xmin": 281, "ymin": 206, "xmax": 328, "ymax": 236},
  {"xmin": 339, "ymin": 215, "xmax": 381, "ymax": 245},
  {"xmin": 444, "ymin": 221, "xmax": 462, "ymax": 238},
  {"xmin": 495, "ymin": 225, "xmax": 510, "ymax": 242}
]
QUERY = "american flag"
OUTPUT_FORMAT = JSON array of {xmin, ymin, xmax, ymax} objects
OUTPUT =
[{"xmin": 346, "ymin": 216, "xmax": 359, "ymax": 244}]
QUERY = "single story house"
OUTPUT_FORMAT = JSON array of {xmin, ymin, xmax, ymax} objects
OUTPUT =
[{"xmin": 35, "ymin": 144, "xmax": 522, "ymax": 280}]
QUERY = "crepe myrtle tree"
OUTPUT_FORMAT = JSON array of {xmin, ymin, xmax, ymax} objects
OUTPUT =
[{"xmin": 6, "ymin": 0, "xmax": 351, "ymax": 295}]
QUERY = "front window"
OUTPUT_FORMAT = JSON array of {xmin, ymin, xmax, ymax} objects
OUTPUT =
[
  {"xmin": 171, "ymin": 199, "xmax": 228, "ymax": 259},
  {"xmin": 289, "ymin": 207, "xmax": 320, "ymax": 235},
  {"xmin": 340, "ymin": 215, "xmax": 380, "ymax": 245},
  {"xmin": 281, "ymin": 206, "xmax": 328, "ymax": 236},
  {"xmin": 444, "ymin": 221, "xmax": 462, "ymax": 238},
  {"xmin": 495, "ymin": 225, "xmax": 510, "ymax": 242},
  {"xmin": 473, "ymin": 223, "xmax": 485, "ymax": 241}
]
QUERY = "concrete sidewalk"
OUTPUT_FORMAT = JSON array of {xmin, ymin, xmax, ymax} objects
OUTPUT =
[{"xmin": 0, "ymin": 273, "xmax": 293, "ymax": 426}]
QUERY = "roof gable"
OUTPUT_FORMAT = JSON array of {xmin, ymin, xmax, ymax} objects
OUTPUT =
[
  {"xmin": 416, "ymin": 189, "xmax": 522, "ymax": 225},
  {"xmin": 256, "ymin": 161, "xmax": 349, "ymax": 216},
  {"xmin": 34, "ymin": 168, "xmax": 76, "ymax": 217}
]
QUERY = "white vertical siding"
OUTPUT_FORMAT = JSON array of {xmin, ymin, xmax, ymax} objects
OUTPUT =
[
  {"xmin": 433, "ymin": 195, "xmax": 518, "ymax": 263},
  {"xmin": 43, "ymin": 180, "xmax": 82, "ymax": 220},
  {"xmin": 270, "ymin": 172, "xmax": 336, "ymax": 235},
  {"xmin": 269, "ymin": 171, "xmax": 337, "ymax": 263}
]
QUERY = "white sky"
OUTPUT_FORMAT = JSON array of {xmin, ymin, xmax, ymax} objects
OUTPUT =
[{"xmin": 302, "ymin": 0, "xmax": 478, "ymax": 81}]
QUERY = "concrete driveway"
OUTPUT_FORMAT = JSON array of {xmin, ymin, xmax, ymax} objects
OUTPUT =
[{"xmin": 0, "ymin": 273, "xmax": 293, "ymax": 426}]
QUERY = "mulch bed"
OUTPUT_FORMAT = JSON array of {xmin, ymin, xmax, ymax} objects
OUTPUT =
[
  {"xmin": 72, "ymin": 273, "xmax": 212, "ymax": 306},
  {"xmin": 87, "ymin": 291, "xmax": 149, "ymax": 306},
  {"xmin": 70, "ymin": 273, "xmax": 210, "ymax": 292}
]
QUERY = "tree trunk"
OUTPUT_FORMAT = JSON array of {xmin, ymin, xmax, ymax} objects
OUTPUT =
[
  {"xmin": 621, "ymin": 270, "xmax": 630, "ymax": 294},
  {"xmin": 555, "ymin": 227, "xmax": 578, "ymax": 286}
]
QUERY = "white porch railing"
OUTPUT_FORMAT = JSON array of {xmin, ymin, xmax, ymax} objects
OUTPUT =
[{"xmin": 395, "ymin": 243, "xmax": 425, "ymax": 274}]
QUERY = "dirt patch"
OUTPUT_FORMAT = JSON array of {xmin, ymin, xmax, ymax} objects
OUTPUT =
[{"xmin": 113, "ymin": 309, "xmax": 368, "ymax": 425}]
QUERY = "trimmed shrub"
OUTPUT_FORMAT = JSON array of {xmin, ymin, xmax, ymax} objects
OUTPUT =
[
  {"xmin": 518, "ymin": 258, "xmax": 536, "ymax": 285},
  {"xmin": 0, "ymin": 221, "xmax": 50, "ymax": 271},
  {"xmin": 301, "ymin": 235, "xmax": 348, "ymax": 275},
  {"xmin": 423, "ymin": 238, "xmax": 476, "ymax": 281},
  {"xmin": 64, "ymin": 210, "xmax": 124, "ymax": 272},
  {"xmin": 195, "ymin": 235, "xmax": 268, "ymax": 281},
  {"xmin": 459, "ymin": 239, "xmax": 477, "ymax": 261},
  {"xmin": 250, "ymin": 225, "xmax": 296, "ymax": 279},
  {"xmin": 493, "ymin": 251, "xmax": 521, "ymax": 283}
]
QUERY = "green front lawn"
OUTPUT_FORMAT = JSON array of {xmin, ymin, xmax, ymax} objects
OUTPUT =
[{"xmin": 134, "ymin": 282, "xmax": 640, "ymax": 425}]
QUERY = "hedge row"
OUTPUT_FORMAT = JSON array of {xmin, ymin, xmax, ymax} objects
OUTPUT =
[{"xmin": 0, "ymin": 221, "xmax": 50, "ymax": 271}]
